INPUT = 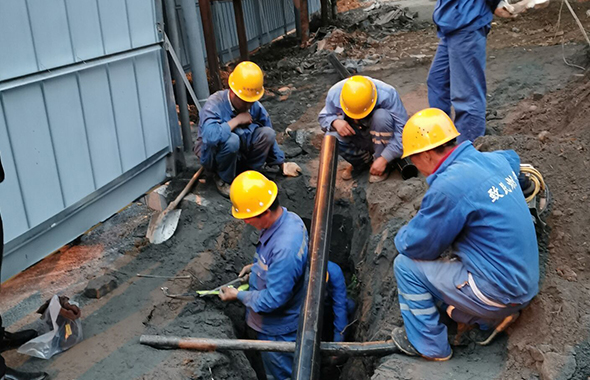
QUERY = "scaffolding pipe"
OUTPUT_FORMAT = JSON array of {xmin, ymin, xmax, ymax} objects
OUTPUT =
[
  {"xmin": 140, "ymin": 335, "xmax": 398, "ymax": 357},
  {"xmin": 164, "ymin": 0, "xmax": 192, "ymax": 152},
  {"xmin": 293, "ymin": 135, "xmax": 338, "ymax": 380},
  {"xmin": 179, "ymin": 0, "xmax": 210, "ymax": 105}
]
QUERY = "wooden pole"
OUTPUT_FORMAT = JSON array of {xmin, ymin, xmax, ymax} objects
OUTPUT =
[
  {"xmin": 199, "ymin": 0, "xmax": 222, "ymax": 91},
  {"xmin": 321, "ymin": 0, "xmax": 329, "ymax": 26},
  {"xmin": 300, "ymin": 0, "xmax": 309, "ymax": 45},
  {"xmin": 232, "ymin": 0, "xmax": 249, "ymax": 61}
]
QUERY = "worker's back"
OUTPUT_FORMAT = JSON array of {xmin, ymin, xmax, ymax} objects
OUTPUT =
[
  {"xmin": 427, "ymin": 142, "xmax": 539, "ymax": 305},
  {"xmin": 433, "ymin": 0, "xmax": 499, "ymax": 36}
]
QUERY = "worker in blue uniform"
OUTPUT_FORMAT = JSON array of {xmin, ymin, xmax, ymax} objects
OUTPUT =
[
  {"xmin": 390, "ymin": 108, "xmax": 539, "ymax": 360},
  {"xmin": 219, "ymin": 171, "xmax": 308, "ymax": 380},
  {"xmin": 324, "ymin": 261, "xmax": 353, "ymax": 343},
  {"xmin": 194, "ymin": 61, "xmax": 301, "ymax": 197},
  {"xmin": 428, "ymin": 1, "xmax": 514, "ymax": 142},
  {"xmin": 318, "ymin": 76, "xmax": 408, "ymax": 183}
]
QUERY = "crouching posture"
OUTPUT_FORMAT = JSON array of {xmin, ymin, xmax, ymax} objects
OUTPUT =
[
  {"xmin": 195, "ymin": 62, "xmax": 300, "ymax": 197},
  {"xmin": 391, "ymin": 108, "xmax": 539, "ymax": 360},
  {"xmin": 219, "ymin": 171, "xmax": 308, "ymax": 379},
  {"xmin": 318, "ymin": 76, "xmax": 408, "ymax": 183}
]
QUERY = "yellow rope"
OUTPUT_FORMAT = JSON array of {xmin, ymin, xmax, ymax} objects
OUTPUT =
[{"xmin": 520, "ymin": 165, "xmax": 546, "ymax": 202}]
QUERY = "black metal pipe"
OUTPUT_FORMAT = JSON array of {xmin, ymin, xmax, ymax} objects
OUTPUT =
[
  {"xmin": 327, "ymin": 52, "xmax": 351, "ymax": 79},
  {"xmin": 395, "ymin": 157, "xmax": 418, "ymax": 180},
  {"xmin": 140, "ymin": 335, "xmax": 398, "ymax": 357},
  {"xmin": 292, "ymin": 135, "xmax": 339, "ymax": 380}
]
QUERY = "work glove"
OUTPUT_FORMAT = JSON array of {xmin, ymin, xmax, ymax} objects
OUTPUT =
[{"xmin": 282, "ymin": 162, "xmax": 302, "ymax": 177}]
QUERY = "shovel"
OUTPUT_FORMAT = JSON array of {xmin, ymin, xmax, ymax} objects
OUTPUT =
[{"xmin": 146, "ymin": 167, "xmax": 204, "ymax": 244}]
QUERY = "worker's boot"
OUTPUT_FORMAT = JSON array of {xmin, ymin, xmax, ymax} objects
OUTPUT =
[
  {"xmin": 468, "ymin": 312, "xmax": 520, "ymax": 346},
  {"xmin": 214, "ymin": 176, "xmax": 231, "ymax": 199},
  {"xmin": 391, "ymin": 327, "xmax": 453, "ymax": 361},
  {"xmin": 0, "ymin": 330, "xmax": 38, "ymax": 353},
  {"xmin": 4, "ymin": 367, "xmax": 49, "ymax": 380}
]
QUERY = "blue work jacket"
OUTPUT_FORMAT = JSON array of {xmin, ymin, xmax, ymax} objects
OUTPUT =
[
  {"xmin": 237, "ymin": 208, "xmax": 309, "ymax": 335},
  {"xmin": 394, "ymin": 142, "xmax": 539, "ymax": 305},
  {"xmin": 433, "ymin": 0, "xmax": 502, "ymax": 36},
  {"xmin": 318, "ymin": 77, "xmax": 408, "ymax": 162},
  {"xmin": 326, "ymin": 261, "xmax": 349, "ymax": 342},
  {"xmin": 194, "ymin": 90, "xmax": 277, "ymax": 160}
]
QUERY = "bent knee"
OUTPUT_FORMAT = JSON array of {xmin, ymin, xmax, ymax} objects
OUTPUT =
[
  {"xmin": 223, "ymin": 133, "xmax": 240, "ymax": 153},
  {"xmin": 371, "ymin": 109, "xmax": 395, "ymax": 132},
  {"xmin": 256, "ymin": 126, "xmax": 276, "ymax": 143}
]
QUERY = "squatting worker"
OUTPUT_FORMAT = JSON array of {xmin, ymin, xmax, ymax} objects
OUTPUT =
[
  {"xmin": 218, "ymin": 171, "xmax": 308, "ymax": 379},
  {"xmin": 390, "ymin": 108, "xmax": 539, "ymax": 360},
  {"xmin": 318, "ymin": 76, "xmax": 408, "ymax": 183},
  {"xmin": 194, "ymin": 61, "xmax": 301, "ymax": 198},
  {"xmin": 427, "ymin": 0, "xmax": 514, "ymax": 142}
]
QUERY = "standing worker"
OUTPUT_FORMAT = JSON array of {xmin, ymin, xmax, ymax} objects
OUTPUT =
[
  {"xmin": 390, "ymin": 108, "xmax": 539, "ymax": 360},
  {"xmin": 218, "ymin": 171, "xmax": 308, "ymax": 379},
  {"xmin": 318, "ymin": 76, "xmax": 408, "ymax": 183},
  {"xmin": 427, "ymin": 1, "xmax": 515, "ymax": 142},
  {"xmin": 194, "ymin": 62, "xmax": 301, "ymax": 197}
]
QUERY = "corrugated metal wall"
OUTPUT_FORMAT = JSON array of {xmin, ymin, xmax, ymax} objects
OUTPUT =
[
  {"xmin": 0, "ymin": 0, "xmax": 178, "ymax": 281},
  {"xmin": 174, "ymin": 0, "xmax": 321, "ymax": 66}
]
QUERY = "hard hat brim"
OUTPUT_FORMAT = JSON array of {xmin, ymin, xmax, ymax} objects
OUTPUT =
[
  {"xmin": 231, "ymin": 180, "xmax": 278, "ymax": 219},
  {"xmin": 401, "ymin": 131, "xmax": 461, "ymax": 158},
  {"xmin": 228, "ymin": 72, "xmax": 265, "ymax": 102}
]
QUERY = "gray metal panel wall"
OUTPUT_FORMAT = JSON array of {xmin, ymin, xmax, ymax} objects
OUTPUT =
[
  {"xmin": 0, "ymin": 0, "xmax": 177, "ymax": 281},
  {"xmin": 0, "ymin": 0, "xmax": 159, "ymax": 81},
  {"xmin": 173, "ymin": 0, "xmax": 320, "ymax": 68}
]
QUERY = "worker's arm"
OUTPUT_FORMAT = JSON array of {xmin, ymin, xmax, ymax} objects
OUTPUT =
[
  {"xmin": 318, "ymin": 88, "xmax": 343, "ymax": 133},
  {"xmin": 199, "ymin": 103, "xmax": 233, "ymax": 147},
  {"xmin": 379, "ymin": 92, "xmax": 409, "ymax": 163},
  {"xmin": 491, "ymin": 150, "xmax": 521, "ymax": 175},
  {"xmin": 327, "ymin": 262, "xmax": 349, "ymax": 342},
  {"xmin": 237, "ymin": 244, "xmax": 306, "ymax": 313},
  {"xmin": 394, "ymin": 190, "xmax": 468, "ymax": 260}
]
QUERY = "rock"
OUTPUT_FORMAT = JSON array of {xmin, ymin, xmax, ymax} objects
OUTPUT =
[
  {"xmin": 533, "ymin": 92, "xmax": 544, "ymax": 101},
  {"xmin": 540, "ymin": 352, "xmax": 576, "ymax": 380},
  {"xmin": 278, "ymin": 86, "xmax": 290, "ymax": 95},
  {"xmin": 538, "ymin": 130, "xmax": 550, "ymax": 143},
  {"xmin": 556, "ymin": 266, "xmax": 578, "ymax": 282},
  {"xmin": 279, "ymin": 94, "xmax": 289, "ymax": 102},
  {"xmin": 552, "ymin": 209, "xmax": 564, "ymax": 217},
  {"xmin": 527, "ymin": 345, "xmax": 545, "ymax": 362},
  {"xmin": 529, "ymin": 105, "xmax": 538, "ymax": 112},
  {"xmin": 265, "ymin": 90, "xmax": 276, "ymax": 98},
  {"xmin": 334, "ymin": 46, "xmax": 344, "ymax": 54},
  {"xmin": 317, "ymin": 39, "xmax": 327, "ymax": 51},
  {"xmin": 145, "ymin": 184, "xmax": 169, "ymax": 211},
  {"xmin": 84, "ymin": 275, "xmax": 118, "ymax": 299},
  {"xmin": 512, "ymin": 27, "xmax": 521, "ymax": 33}
]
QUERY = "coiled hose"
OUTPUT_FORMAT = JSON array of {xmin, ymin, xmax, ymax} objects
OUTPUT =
[{"xmin": 520, "ymin": 164, "xmax": 546, "ymax": 203}]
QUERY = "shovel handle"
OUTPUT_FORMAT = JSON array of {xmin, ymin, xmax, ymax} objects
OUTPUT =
[{"xmin": 167, "ymin": 167, "xmax": 204, "ymax": 211}]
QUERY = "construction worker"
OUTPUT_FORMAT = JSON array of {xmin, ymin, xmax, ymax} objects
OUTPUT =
[
  {"xmin": 0, "ymin": 153, "xmax": 48, "ymax": 380},
  {"xmin": 218, "ymin": 171, "xmax": 308, "ymax": 379},
  {"xmin": 324, "ymin": 261, "xmax": 354, "ymax": 343},
  {"xmin": 427, "ymin": 1, "xmax": 515, "ymax": 142},
  {"xmin": 194, "ymin": 61, "xmax": 301, "ymax": 198},
  {"xmin": 318, "ymin": 76, "xmax": 408, "ymax": 183},
  {"xmin": 390, "ymin": 108, "xmax": 539, "ymax": 360}
]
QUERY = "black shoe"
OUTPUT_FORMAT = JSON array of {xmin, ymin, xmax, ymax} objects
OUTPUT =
[
  {"xmin": 391, "ymin": 326, "xmax": 453, "ymax": 361},
  {"xmin": 1, "ymin": 330, "xmax": 38, "ymax": 352},
  {"xmin": 468, "ymin": 312, "xmax": 520, "ymax": 346},
  {"xmin": 4, "ymin": 367, "xmax": 49, "ymax": 380}
]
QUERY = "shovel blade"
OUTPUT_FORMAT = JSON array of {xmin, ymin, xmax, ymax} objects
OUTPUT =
[{"xmin": 147, "ymin": 209, "xmax": 182, "ymax": 244}]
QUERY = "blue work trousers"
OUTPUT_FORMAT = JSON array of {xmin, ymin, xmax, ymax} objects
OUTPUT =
[
  {"xmin": 202, "ymin": 125, "xmax": 283, "ymax": 183},
  {"xmin": 327, "ymin": 109, "xmax": 395, "ymax": 168},
  {"xmin": 427, "ymin": 27, "xmax": 488, "ymax": 143},
  {"xmin": 257, "ymin": 331, "xmax": 297, "ymax": 380},
  {"xmin": 393, "ymin": 254, "xmax": 526, "ymax": 359}
]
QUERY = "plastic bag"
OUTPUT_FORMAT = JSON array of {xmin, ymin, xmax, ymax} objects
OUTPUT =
[{"xmin": 17, "ymin": 295, "xmax": 83, "ymax": 359}]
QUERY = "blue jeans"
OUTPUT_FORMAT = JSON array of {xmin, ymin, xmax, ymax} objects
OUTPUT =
[
  {"xmin": 257, "ymin": 331, "xmax": 297, "ymax": 380},
  {"xmin": 427, "ymin": 27, "xmax": 488, "ymax": 143},
  {"xmin": 202, "ymin": 124, "xmax": 284, "ymax": 183},
  {"xmin": 327, "ymin": 108, "xmax": 395, "ymax": 168},
  {"xmin": 393, "ymin": 254, "xmax": 526, "ymax": 359}
]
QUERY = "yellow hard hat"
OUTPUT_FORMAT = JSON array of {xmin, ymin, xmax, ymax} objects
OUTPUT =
[
  {"xmin": 339, "ymin": 76, "xmax": 378, "ymax": 119},
  {"xmin": 401, "ymin": 108, "xmax": 460, "ymax": 158},
  {"xmin": 230, "ymin": 171, "xmax": 277, "ymax": 219},
  {"xmin": 228, "ymin": 61, "xmax": 265, "ymax": 102}
]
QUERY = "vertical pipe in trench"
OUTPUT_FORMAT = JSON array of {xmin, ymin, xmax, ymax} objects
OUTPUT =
[{"xmin": 292, "ymin": 135, "xmax": 338, "ymax": 380}]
